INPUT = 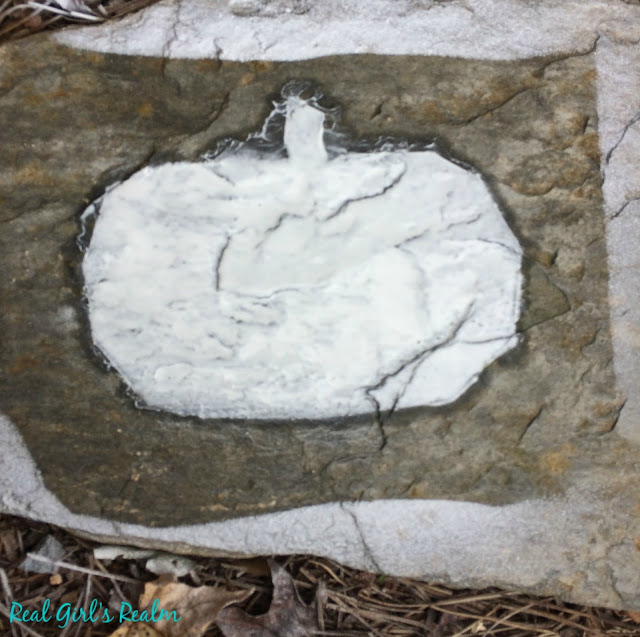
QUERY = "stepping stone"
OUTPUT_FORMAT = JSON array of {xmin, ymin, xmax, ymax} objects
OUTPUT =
[{"xmin": 1, "ymin": 0, "xmax": 640, "ymax": 612}]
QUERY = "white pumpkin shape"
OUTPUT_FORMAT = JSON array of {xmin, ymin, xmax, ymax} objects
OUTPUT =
[{"xmin": 82, "ymin": 95, "xmax": 522, "ymax": 420}]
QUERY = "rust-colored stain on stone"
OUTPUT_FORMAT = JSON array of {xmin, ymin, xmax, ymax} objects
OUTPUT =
[
  {"xmin": 137, "ymin": 102, "xmax": 154, "ymax": 118},
  {"xmin": 238, "ymin": 72, "xmax": 255, "ymax": 87},
  {"xmin": 199, "ymin": 503, "xmax": 232, "ymax": 513},
  {"xmin": 418, "ymin": 100, "xmax": 450, "ymax": 124},
  {"xmin": 194, "ymin": 59, "xmax": 219, "ymax": 73},
  {"xmin": 539, "ymin": 446, "xmax": 574, "ymax": 475},
  {"xmin": 576, "ymin": 130, "xmax": 601, "ymax": 161},
  {"xmin": 250, "ymin": 60, "xmax": 273, "ymax": 73},
  {"xmin": 409, "ymin": 485, "xmax": 425, "ymax": 498},
  {"xmin": 45, "ymin": 422, "xmax": 75, "ymax": 435},
  {"xmin": 87, "ymin": 52, "xmax": 105, "ymax": 66},
  {"xmin": 508, "ymin": 150, "xmax": 593, "ymax": 196},
  {"xmin": 8, "ymin": 354, "xmax": 42, "ymax": 375},
  {"xmin": 45, "ymin": 87, "xmax": 77, "ymax": 100},
  {"xmin": 13, "ymin": 161, "xmax": 58, "ymax": 187}
]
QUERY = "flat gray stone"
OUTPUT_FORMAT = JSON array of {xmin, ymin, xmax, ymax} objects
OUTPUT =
[
  {"xmin": 2, "ymin": 0, "xmax": 640, "ymax": 613},
  {"xmin": 0, "ymin": 42, "xmax": 619, "ymax": 520}
]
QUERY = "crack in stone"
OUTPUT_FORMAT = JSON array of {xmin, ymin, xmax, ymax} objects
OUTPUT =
[
  {"xmin": 323, "ymin": 165, "xmax": 406, "ymax": 221},
  {"xmin": 340, "ymin": 503, "xmax": 382, "ymax": 573},
  {"xmin": 610, "ymin": 195, "xmax": 640, "ymax": 219},
  {"xmin": 394, "ymin": 228, "xmax": 430, "ymax": 248},
  {"xmin": 367, "ymin": 396, "xmax": 388, "ymax": 452},
  {"xmin": 265, "ymin": 213, "xmax": 301, "ymax": 235},
  {"xmin": 94, "ymin": 145, "xmax": 159, "ymax": 200},
  {"xmin": 599, "ymin": 397, "xmax": 627, "ymax": 435},
  {"xmin": 252, "ymin": 212, "xmax": 306, "ymax": 251},
  {"xmin": 475, "ymin": 237, "xmax": 522, "ymax": 258},
  {"xmin": 214, "ymin": 235, "xmax": 231, "ymax": 291},
  {"xmin": 605, "ymin": 108, "xmax": 640, "ymax": 165},
  {"xmin": 519, "ymin": 270, "xmax": 571, "ymax": 331},
  {"xmin": 604, "ymin": 539, "xmax": 640, "ymax": 606},
  {"xmin": 394, "ymin": 213, "xmax": 486, "ymax": 250},
  {"xmin": 210, "ymin": 90, "xmax": 231, "ymax": 124},
  {"xmin": 162, "ymin": 0, "xmax": 182, "ymax": 61},
  {"xmin": 362, "ymin": 305, "xmax": 480, "ymax": 446},
  {"xmin": 460, "ymin": 335, "xmax": 516, "ymax": 345},
  {"xmin": 118, "ymin": 474, "xmax": 137, "ymax": 499},
  {"xmin": 364, "ymin": 306, "xmax": 473, "ymax": 416},
  {"xmin": 517, "ymin": 406, "xmax": 543, "ymax": 444},
  {"xmin": 534, "ymin": 35, "xmax": 601, "ymax": 76},
  {"xmin": 521, "ymin": 310, "xmax": 571, "ymax": 330},
  {"xmin": 580, "ymin": 327, "xmax": 602, "ymax": 355},
  {"xmin": 461, "ymin": 86, "xmax": 532, "ymax": 125},
  {"xmin": 369, "ymin": 101, "xmax": 385, "ymax": 120}
]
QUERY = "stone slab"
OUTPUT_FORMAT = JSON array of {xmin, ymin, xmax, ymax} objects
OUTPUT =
[
  {"xmin": 2, "ymin": 0, "xmax": 640, "ymax": 612},
  {"xmin": 0, "ymin": 42, "xmax": 623, "ymax": 522}
]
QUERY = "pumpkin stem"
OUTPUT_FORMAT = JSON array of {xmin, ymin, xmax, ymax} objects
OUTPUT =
[{"xmin": 283, "ymin": 97, "xmax": 328, "ymax": 166}]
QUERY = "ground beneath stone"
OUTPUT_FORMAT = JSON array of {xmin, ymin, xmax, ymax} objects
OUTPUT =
[
  {"xmin": 1, "ymin": 514, "xmax": 638, "ymax": 636},
  {"xmin": 0, "ymin": 0, "xmax": 158, "ymax": 43}
]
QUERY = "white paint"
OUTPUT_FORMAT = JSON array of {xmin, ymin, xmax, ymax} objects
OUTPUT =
[
  {"xmin": 53, "ymin": 0, "xmax": 635, "ymax": 61},
  {"xmin": 82, "ymin": 96, "xmax": 522, "ymax": 419}
]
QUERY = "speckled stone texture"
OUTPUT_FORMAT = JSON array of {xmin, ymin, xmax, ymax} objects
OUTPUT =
[
  {"xmin": 2, "ymin": 39, "xmax": 636, "ymax": 529},
  {"xmin": 0, "ymin": 40, "xmax": 638, "ymax": 525}
]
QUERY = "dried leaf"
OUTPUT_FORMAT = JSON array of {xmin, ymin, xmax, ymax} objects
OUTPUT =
[
  {"xmin": 223, "ymin": 557, "xmax": 271, "ymax": 577},
  {"xmin": 108, "ymin": 623, "xmax": 163, "ymax": 637},
  {"xmin": 138, "ymin": 580, "xmax": 252, "ymax": 637},
  {"xmin": 217, "ymin": 560, "xmax": 319, "ymax": 637},
  {"xmin": 628, "ymin": 610, "xmax": 640, "ymax": 623},
  {"xmin": 49, "ymin": 573, "xmax": 63, "ymax": 585}
]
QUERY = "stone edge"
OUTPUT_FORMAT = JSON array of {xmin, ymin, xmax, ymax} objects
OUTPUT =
[{"xmin": 1, "ymin": 0, "xmax": 639, "ymax": 611}]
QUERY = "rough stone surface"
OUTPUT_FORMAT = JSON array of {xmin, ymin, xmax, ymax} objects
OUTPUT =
[
  {"xmin": 52, "ymin": 0, "xmax": 636, "ymax": 61},
  {"xmin": 2, "ymin": 2, "xmax": 640, "ymax": 611},
  {"xmin": 597, "ymin": 34, "xmax": 640, "ymax": 443},
  {"xmin": 1, "ymin": 41, "xmax": 628, "ymax": 524}
]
